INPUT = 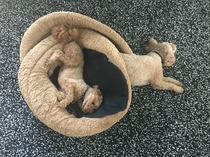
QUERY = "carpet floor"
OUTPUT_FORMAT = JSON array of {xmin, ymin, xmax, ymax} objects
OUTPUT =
[{"xmin": 0, "ymin": 0, "xmax": 209, "ymax": 156}]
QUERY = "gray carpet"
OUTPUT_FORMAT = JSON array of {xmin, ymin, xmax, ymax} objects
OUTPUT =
[{"xmin": 0, "ymin": 0, "xmax": 209, "ymax": 156}]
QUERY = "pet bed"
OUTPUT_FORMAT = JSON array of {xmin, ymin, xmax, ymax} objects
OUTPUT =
[{"xmin": 18, "ymin": 12, "xmax": 133, "ymax": 137}]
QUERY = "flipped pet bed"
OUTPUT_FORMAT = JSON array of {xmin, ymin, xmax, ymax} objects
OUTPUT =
[{"xmin": 18, "ymin": 12, "xmax": 133, "ymax": 137}]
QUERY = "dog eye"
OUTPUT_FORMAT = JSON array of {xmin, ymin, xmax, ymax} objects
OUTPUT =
[{"xmin": 92, "ymin": 102, "xmax": 95, "ymax": 106}]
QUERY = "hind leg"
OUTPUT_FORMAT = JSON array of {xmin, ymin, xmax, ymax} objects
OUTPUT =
[
  {"xmin": 57, "ymin": 79, "xmax": 75, "ymax": 108},
  {"xmin": 151, "ymin": 76, "xmax": 184, "ymax": 93},
  {"xmin": 151, "ymin": 80, "xmax": 184, "ymax": 93},
  {"xmin": 163, "ymin": 77, "xmax": 183, "ymax": 86}
]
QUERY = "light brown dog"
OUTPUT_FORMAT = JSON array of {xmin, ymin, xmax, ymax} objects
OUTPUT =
[
  {"xmin": 46, "ymin": 41, "xmax": 103, "ymax": 113},
  {"xmin": 51, "ymin": 25, "xmax": 107, "ymax": 50},
  {"xmin": 52, "ymin": 25, "xmax": 183, "ymax": 93},
  {"xmin": 121, "ymin": 38, "xmax": 184, "ymax": 93},
  {"xmin": 51, "ymin": 25, "xmax": 84, "ymax": 43}
]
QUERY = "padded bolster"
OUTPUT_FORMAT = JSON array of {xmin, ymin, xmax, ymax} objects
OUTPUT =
[
  {"xmin": 18, "ymin": 12, "xmax": 132, "ymax": 137},
  {"xmin": 20, "ymin": 12, "xmax": 133, "ymax": 62}
]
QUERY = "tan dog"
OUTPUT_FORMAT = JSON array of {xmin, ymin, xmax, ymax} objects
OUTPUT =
[
  {"xmin": 51, "ymin": 25, "xmax": 107, "ymax": 49},
  {"xmin": 52, "ymin": 25, "xmax": 183, "ymax": 93},
  {"xmin": 46, "ymin": 41, "xmax": 103, "ymax": 113},
  {"xmin": 121, "ymin": 38, "xmax": 184, "ymax": 93},
  {"xmin": 51, "ymin": 25, "xmax": 74, "ymax": 43}
]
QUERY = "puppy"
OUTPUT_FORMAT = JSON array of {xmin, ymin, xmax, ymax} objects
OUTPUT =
[
  {"xmin": 51, "ymin": 25, "xmax": 105, "ymax": 49},
  {"xmin": 46, "ymin": 41, "xmax": 103, "ymax": 113},
  {"xmin": 121, "ymin": 38, "xmax": 184, "ymax": 93}
]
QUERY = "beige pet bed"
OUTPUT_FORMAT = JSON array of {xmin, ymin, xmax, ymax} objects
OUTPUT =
[{"xmin": 18, "ymin": 12, "xmax": 133, "ymax": 137}]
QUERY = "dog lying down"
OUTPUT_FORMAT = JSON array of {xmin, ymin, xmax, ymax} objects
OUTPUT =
[
  {"xmin": 121, "ymin": 38, "xmax": 184, "ymax": 93},
  {"xmin": 51, "ymin": 25, "xmax": 183, "ymax": 94},
  {"xmin": 47, "ymin": 24, "xmax": 183, "ymax": 114},
  {"xmin": 46, "ymin": 41, "xmax": 103, "ymax": 114}
]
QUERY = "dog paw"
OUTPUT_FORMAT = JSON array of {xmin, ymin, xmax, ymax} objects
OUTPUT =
[
  {"xmin": 48, "ymin": 68, "xmax": 54, "ymax": 76},
  {"xmin": 57, "ymin": 91, "xmax": 66, "ymax": 101},
  {"xmin": 175, "ymin": 87, "xmax": 184, "ymax": 93},
  {"xmin": 175, "ymin": 81, "xmax": 183, "ymax": 87}
]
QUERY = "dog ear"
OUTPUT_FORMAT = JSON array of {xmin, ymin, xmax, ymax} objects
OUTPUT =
[
  {"xmin": 68, "ymin": 28, "xmax": 79, "ymax": 40},
  {"xmin": 51, "ymin": 25, "xmax": 69, "ymax": 42},
  {"xmin": 93, "ymin": 85, "xmax": 99, "ymax": 89},
  {"xmin": 77, "ymin": 99, "xmax": 83, "ymax": 108},
  {"xmin": 146, "ymin": 38, "xmax": 158, "ymax": 52},
  {"xmin": 93, "ymin": 85, "xmax": 102, "ymax": 96},
  {"xmin": 170, "ymin": 43, "xmax": 177, "ymax": 53}
]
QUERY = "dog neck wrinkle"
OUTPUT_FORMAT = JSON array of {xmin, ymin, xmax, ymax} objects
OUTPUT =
[{"xmin": 152, "ymin": 50, "xmax": 164, "ymax": 64}]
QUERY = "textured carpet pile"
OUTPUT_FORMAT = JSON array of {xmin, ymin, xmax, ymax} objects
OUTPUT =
[{"xmin": 0, "ymin": 0, "xmax": 209, "ymax": 156}]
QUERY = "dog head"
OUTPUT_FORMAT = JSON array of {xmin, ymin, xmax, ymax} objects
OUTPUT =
[
  {"xmin": 146, "ymin": 38, "xmax": 177, "ymax": 67},
  {"xmin": 63, "ymin": 41, "xmax": 81, "ymax": 55},
  {"xmin": 78, "ymin": 85, "xmax": 103, "ymax": 114},
  {"xmin": 51, "ymin": 25, "xmax": 70, "ymax": 42},
  {"xmin": 51, "ymin": 25, "xmax": 79, "ymax": 42}
]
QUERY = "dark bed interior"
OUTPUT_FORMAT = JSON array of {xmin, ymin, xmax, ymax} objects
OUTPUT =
[{"xmin": 51, "ymin": 49, "xmax": 128, "ymax": 118}]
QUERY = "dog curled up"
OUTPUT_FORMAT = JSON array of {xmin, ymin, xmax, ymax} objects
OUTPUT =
[{"xmin": 46, "ymin": 36, "xmax": 103, "ymax": 114}]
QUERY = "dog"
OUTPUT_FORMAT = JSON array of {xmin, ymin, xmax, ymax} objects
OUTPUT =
[
  {"xmin": 121, "ymin": 38, "xmax": 184, "ymax": 93},
  {"xmin": 51, "ymin": 25, "xmax": 183, "ymax": 93},
  {"xmin": 46, "ymin": 41, "xmax": 103, "ymax": 113}
]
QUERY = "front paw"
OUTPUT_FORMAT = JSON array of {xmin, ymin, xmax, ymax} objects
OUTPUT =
[
  {"xmin": 175, "ymin": 81, "xmax": 183, "ymax": 87},
  {"xmin": 57, "ymin": 91, "xmax": 66, "ymax": 101},
  {"xmin": 175, "ymin": 86, "xmax": 184, "ymax": 93},
  {"xmin": 47, "ymin": 68, "xmax": 54, "ymax": 76}
]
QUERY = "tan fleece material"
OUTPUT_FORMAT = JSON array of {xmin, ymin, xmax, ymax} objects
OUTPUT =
[{"xmin": 18, "ymin": 12, "xmax": 132, "ymax": 137}]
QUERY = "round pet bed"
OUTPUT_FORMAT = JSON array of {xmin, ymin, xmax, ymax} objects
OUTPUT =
[{"xmin": 18, "ymin": 12, "xmax": 133, "ymax": 137}]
